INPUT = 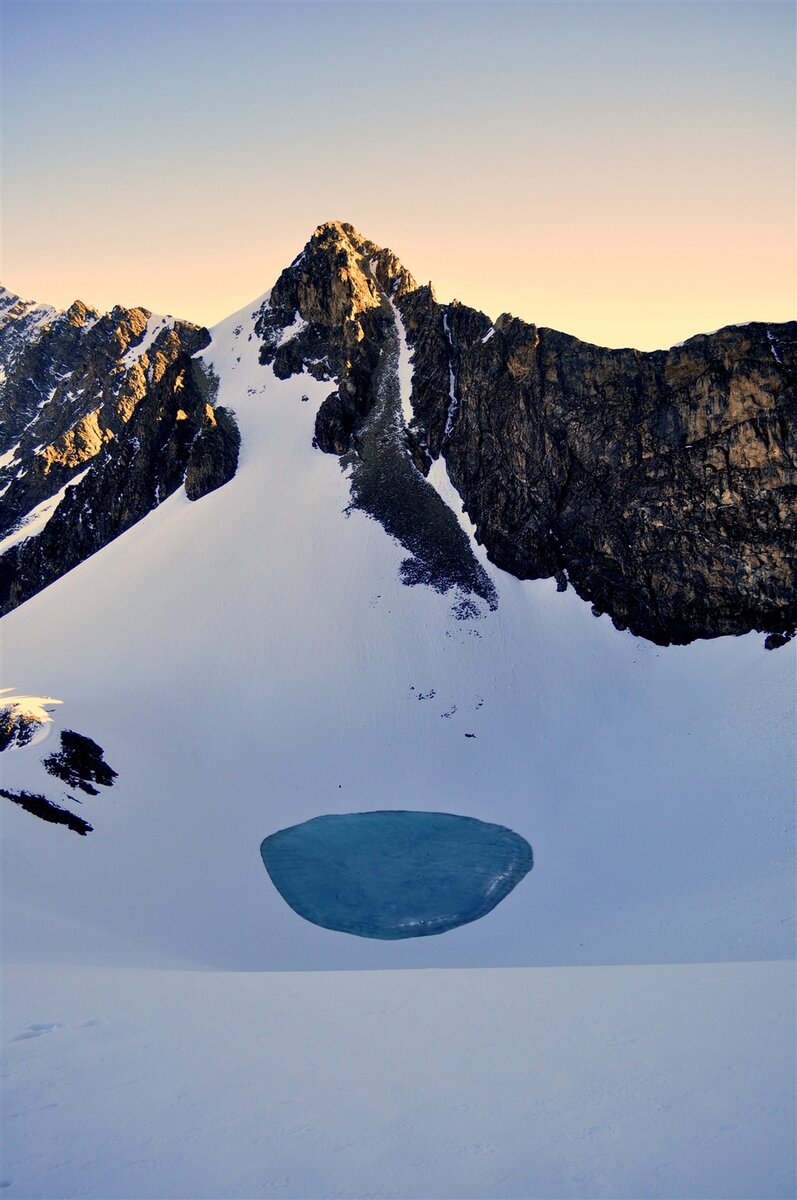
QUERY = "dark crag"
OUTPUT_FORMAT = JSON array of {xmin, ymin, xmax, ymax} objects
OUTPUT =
[
  {"xmin": 43, "ymin": 730, "xmax": 117, "ymax": 796},
  {"xmin": 264, "ymin": 221, "xmax": 796, "ymax": 645},
  {"xmin": 343, "ymin": 327, "xmax": 497, "ymax": 610}
]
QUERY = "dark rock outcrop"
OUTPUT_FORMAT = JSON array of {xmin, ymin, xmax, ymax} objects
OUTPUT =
[
  {"xmin": 257, "ymin": 224, "xmax": 495, "ymax": 609},
  {"xmin": 259, "ymin": 222, "xmax": 796, "ymax": 645},
  {"xmin": 343, "ymin": 326, "xmax": 496, "ymax": 609},
  {"xmin": 43, "ymin": 729, "xmax": 117, "ymax": 796},
  {"xmin": 402, "ymin": 308, "xmax": 797, "ymax": 644},
  {"xmin": 1, "ymin": 787, "xmax": 93, "ymax": 835},
  {"xmin": 184, "ymin": 403, "xmax": 241, "ymax": 501},
  {"xmin": 257, "ymin": 223, "xmax": 412, "ymax": 456},
  {"xmin": 0, "ymin": 295, "xmax": 209, "ymax": 536}
]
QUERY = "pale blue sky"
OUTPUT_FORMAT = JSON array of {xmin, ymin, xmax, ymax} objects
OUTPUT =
[{"xmin": 2, "ymin": 1, "xmax": 794, "ymax": 347}]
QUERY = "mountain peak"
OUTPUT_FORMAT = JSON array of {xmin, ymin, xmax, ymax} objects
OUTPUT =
[
  {"xmin": 269, "ymin": 221, "xmax": 415, "ymax": 330},
  {"xmin": 65, "ymin": 299, "xmax": 99, "ymax": 328},
  {"xmin": 2, "ymin": 229, "xmax": 794, "ymax": 646},
  {"xmin": 311, "ymin": 218, "xmax": 365, "ymax": 245}
]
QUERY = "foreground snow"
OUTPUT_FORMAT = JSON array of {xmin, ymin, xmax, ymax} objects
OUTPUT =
[
  {"xmin": 3, "ymin": 961, "xmax": 794, "ymax": 1200},
  {"xmin": 1, "ymin": 292, "xmax": 795, "ymax": 1198}
]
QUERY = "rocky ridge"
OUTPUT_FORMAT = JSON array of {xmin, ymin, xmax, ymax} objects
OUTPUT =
[
  {"xmin": 257, "ymin": 221, "xmax": 797, "ymax": 645},
  {"xmin": 0, "ymin": 289, "xmax": 240, "ymax": 613}
]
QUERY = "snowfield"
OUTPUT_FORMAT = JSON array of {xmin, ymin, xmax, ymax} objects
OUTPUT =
[
  {"xmin": 1, "ymin": 294, "xmax": 794, "ymax": 1198},
  {"xmin": 3, "ymin": 961, "xmax": 793, "ymax": 1200}
]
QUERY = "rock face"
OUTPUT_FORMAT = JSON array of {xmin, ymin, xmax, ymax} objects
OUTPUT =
[
  {"xmin": 255, "ymin": 221, "xmax": 797, "ymax": 645},
  {"xmin": 414, "ymin": 309, "xmax": 797, "ymax": 644},
  {"xmin": 2, "ymin": 224, "xmax": 794, "ymax": 644},
  {"xmin": 184, "ymin": 403, "xmax": 241, "ymax": 502},
  {"xmin": 257, "ymin": 223, "xmax": 415, "ymax": 456},
  {"xmin": 0, "ymin": 289, "xmax": 240, "ymax": 614}
]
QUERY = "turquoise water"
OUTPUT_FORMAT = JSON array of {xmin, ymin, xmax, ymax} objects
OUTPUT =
[{"xmin": 260, "ymin": 810, "xmax": 533, "ymax": 939}]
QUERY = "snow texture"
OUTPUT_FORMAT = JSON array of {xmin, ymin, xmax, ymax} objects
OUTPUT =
[
  {"xmin": 2, "ymin": 961, "xmax": 793, "ymax": 1200},
  {"xmin": 0, "ymin": 287, "xmax": 57, "ymax": 337},
  {"xmin": 389, "ymin": 292, "xmax": 415, "ymax": 427},
  {"xmin": 441, "ymin": 310, "xmax": 460, "ymax": 439}
]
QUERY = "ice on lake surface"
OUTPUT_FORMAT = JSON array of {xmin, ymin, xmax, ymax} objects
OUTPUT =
[{"xmin": 260, "ymin": 810, "xmax": 533, "ymax": 939}]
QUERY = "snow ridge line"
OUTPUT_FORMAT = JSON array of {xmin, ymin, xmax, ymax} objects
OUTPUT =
[
  {"xmin": 767, "ymin": 329, "xmax": 783, "ymax": 364},
  {"xmin": 442, "ymin": 310, "xmax": 460, "ymax": 439}
]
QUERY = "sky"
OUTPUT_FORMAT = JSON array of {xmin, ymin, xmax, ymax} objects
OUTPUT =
[{"xmin": 1, "ymin": 0, "xmax": 794, "ymax": 350}]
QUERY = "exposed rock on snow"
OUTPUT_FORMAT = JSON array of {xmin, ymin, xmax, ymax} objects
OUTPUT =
[
  {"xmin": 262, "ymin": 222, "xmax": 796, "ymax": 645},
  {"xmin": 764, "ymin": 630, "xmax": 794, "ymax": 650},
  {"xmin": 0, "ymin": 325, "xmax": 243, "ymax": 612},
  {"xmin": 184, "ymin": 404, "xmax": 241, "ymax": 502},
  {"xmin": 0, "ymin": 787, "xmax": 93, "ymax": 835},
  {"xmin": 43, "ymin": 730, "xmax": 117, "ymax": 796},
  {"xmin": 0, "ymin": 690, "xmax": 62, "ymax": 751},
  {"xmin": 342, "ymin": 320, "xmax": 496, "ymax": 610}
]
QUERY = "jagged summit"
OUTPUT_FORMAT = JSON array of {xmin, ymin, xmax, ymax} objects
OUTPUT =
[
  {"xmin": 1, "ymin": 228, "xmax": 795, "ymax": 643},
  {"xmin": 63, "ymin": 298, "xmax": 99, "ymax": 327},
  {"xmin": 252, "ymin": 225, "xmax": 797, "ymax": 644},
  {"xmin": 305, "ymin": 219, "xmax": 389, "ymax": 260},
  {"xmin": 267, "ymin": 220, "xmax": 417, "ymax": 332},
  {"xmin": 308, "ymin": 218, "xmax": 372, "ymax": 247}
]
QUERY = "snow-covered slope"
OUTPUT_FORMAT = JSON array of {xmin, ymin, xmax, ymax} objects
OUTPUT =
[
  {"xmin": 4, "ymin": 960, "xmax": 793, "ymax": 1200},
  {"xmin": 1, "ymin": 290, "xmax": 794, "ymax": 1197}
]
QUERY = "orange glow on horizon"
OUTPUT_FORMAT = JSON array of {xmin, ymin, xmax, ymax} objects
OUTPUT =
[{"xmin": 2, "ymin": 1, "xmax": 793, "ymax": 352}]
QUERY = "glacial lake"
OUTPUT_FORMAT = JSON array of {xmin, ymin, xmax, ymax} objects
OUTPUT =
[{"xmin": 260, "ymin": 810, "xmax": 533, "ymax": 939}]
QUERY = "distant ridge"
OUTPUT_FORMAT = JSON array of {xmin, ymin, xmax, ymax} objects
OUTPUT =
[{"xmin": 1, "ymin": 221, "xmax": 795, "ymax": 643}]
